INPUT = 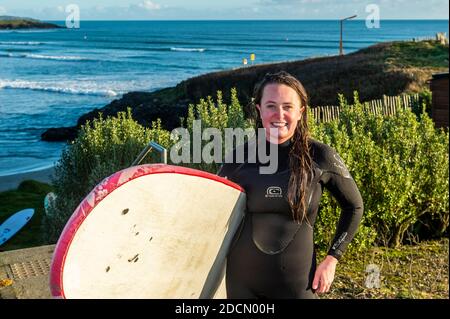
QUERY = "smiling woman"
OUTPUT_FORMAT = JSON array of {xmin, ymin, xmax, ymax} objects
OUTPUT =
[{"xmin": 217, "ymin": 71, "xmax": 364, "ymax": 299}]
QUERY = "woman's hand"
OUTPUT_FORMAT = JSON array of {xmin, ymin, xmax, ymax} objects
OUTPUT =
[{"xmin": 312, "ymin": 255, "xmax": 338, "ymax": 294}]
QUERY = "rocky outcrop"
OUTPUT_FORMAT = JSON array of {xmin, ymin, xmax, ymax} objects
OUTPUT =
[{"xmin": 0, "ymin": 16, "xmax": 63, "ymax": 29}]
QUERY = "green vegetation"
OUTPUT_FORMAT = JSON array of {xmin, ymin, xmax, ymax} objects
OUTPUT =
[
  {"xmin": 175, "ymin": 40, "xmax": 449, "ymax": 109},
  {"xmin": 182, "ymin": 88, "xmax": 254, "ymax": 173},
  {"xmin": 384, "ymin": 41, "xmax": 449, "ymax": 69},
  {"xmin": 311, "ymin": 92, "xmax": 449, "ymax": 250},
  {"xmin": 322, "ymin": 238, "xmax": 449, "ymax": 299}
]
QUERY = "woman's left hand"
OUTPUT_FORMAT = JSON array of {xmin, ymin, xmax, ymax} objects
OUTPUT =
[{"xmin": 312, "ymin": 255, "xmax": 338, "ymax": 294}]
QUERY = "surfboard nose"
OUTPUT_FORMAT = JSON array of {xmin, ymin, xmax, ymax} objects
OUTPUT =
[{"xmin": 0, "ymin": 208, "xmax": 34, "ymax": 247}]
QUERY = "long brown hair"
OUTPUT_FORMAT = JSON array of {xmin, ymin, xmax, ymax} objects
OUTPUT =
[{"xmin": 252, "ymin": 71, "xmax": 313, "ymax": 223}]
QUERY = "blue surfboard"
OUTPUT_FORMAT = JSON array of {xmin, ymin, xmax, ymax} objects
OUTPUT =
[{"xmin": 0, "ymin": 208, "xmax": 34, "ymax": 246}]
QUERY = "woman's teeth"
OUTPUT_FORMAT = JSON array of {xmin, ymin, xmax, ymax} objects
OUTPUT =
[{"xmin": 271, "ymin": 122, "xmax": 287, "ymax": 127}]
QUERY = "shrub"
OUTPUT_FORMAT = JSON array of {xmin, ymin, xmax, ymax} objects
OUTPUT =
[
  {"xmin": 410, "ymin": 89, "xmax": 433, "ymax": 117},
  {"xmin": 311, "ymin": 92, "xmax": 449, "ymax": 250},
  {"xmin": 180, "ymin": 88, "xmax": 254, "ymax": 173}
]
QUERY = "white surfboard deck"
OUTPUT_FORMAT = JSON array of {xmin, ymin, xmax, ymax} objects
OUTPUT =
[
  {"xmin": 50, "ymin": 164, "xmax": 246, "ymax": 299},
  {"xmin": 0, "ymin": 208, "xmax": 34, "ymax": 246}
]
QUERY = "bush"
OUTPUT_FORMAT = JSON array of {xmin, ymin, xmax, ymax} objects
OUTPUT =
[
  {"xmin": 180, "ymin": 88, "xmax": 254, "ymax": 173},
  {"xmin": 410, "ymin": 89, "xmax": 433, "ymax": 118},
  {"xmin": 311, "ymin": 92, "xmax": 449, "ymax": 250}
]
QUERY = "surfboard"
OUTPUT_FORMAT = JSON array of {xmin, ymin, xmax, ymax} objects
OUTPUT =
[
  {"xmin": 0, "ymin": 208, "xmax": 34, "ymax": 246},
  {"xmin": 50, "ymin": 164, "xmax": 246, "ymax": 299}
]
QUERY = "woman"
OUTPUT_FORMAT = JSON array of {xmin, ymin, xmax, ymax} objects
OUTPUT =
[{"xmin": 217, "ymin": 71, "xmax": 363, "ymax": 299}]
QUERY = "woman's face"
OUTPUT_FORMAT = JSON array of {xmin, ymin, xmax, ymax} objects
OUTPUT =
[{"xmin": 256, "ymin": 83, "xmax": 305, "ymax": 144}]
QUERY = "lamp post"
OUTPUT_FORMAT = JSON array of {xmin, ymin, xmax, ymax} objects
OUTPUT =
[{"xmin": 339, "ymin": 14, "xmax": 357, "ymax": 56}]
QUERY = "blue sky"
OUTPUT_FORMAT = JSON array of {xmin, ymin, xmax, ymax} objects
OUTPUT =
[{"xmin": 0, "ymin": 0, "xmax": 448, "ymax": 20}]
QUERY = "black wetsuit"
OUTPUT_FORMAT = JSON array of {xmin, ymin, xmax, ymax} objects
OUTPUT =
[{"xmin": 217, "ymin": 138, "xmax": 363, "ymax": 299}]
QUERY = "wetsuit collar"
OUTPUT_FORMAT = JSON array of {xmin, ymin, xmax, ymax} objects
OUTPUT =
[{"xmin": 265, "ymin": 137, "xmax": 293, "ymax": 150}]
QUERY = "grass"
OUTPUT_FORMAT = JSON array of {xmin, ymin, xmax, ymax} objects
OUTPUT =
[
  {"xmin": 178, "ymin": 40, "xmax": 449, "ymax": 108},
  {"xmin": 384, "ymin": 40, "xmax": 449, "ymax": 69},
  {"xmin": 0, "ymin": 180, "xmax": 54, "ymax": 252},
  {"xmin": 320, "ymin": 238, "xmax": 449, "ymax": 299}
]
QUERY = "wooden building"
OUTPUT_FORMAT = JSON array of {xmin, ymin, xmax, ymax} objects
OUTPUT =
[{"xmin": 430, "ymin": 73, "xmax": 449, "ymax": 128}]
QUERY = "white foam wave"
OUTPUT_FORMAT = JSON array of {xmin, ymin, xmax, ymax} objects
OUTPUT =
[
  {"xmin": 27, "ymin": 53, "xmax": 88, "ymax": 60},
  {"xmin": 0, "ymin": 79, "xmax": 118, "ymax": 97},
  {"xmin": 3, "ymin": 53, "xmax": 88, "ymax": 61},
  {"xmin": 170, "ymin": 47, "xmax": 206, "ymax": 52},
  {"xmin": 0, "ymin": 41, "xmax": 43, "ymax": 45}
]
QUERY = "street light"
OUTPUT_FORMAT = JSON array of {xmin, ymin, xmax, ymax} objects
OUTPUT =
[{"xmin": 340, "ymin": 14, "xmax": 357, "ymax": 56}]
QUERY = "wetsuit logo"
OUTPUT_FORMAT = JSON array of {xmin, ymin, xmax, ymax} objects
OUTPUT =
[
  {"xmin": 265, "ymin": 186, "xmax": 282, "ymax": 198},
  {"xmin": 332, "ymin": 154, "xmax": 351, "ymax": 178}
]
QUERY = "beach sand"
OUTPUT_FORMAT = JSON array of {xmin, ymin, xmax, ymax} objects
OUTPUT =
[{"xmin": 0, "ymin": 167, "xmax": 55, "ymax": 192}]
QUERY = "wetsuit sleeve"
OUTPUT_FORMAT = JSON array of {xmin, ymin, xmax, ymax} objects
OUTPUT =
[
  {"xmin": 320, "ymin": 147, "xmax": 364, "ymax": 260},
  {"xmin": 217, "ymin": 163, "xmax": 239, "ymax": 180},
  {"xmin": 216, "ymin": 142, "xmax": 248, "ymax": 181}
]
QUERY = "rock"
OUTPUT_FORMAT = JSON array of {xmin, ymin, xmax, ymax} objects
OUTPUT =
[{"xmin": 41, "ymin": 127, "xmax": 78, "ymax": 142}]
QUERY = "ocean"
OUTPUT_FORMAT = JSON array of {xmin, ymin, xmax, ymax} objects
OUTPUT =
[{"xmin": 0, "ymin": 20, "xmax": 448, "ymax": 176}]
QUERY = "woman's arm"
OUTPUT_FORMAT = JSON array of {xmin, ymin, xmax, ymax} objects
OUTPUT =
[
  {"xmin": 312, "ymin": 144, "xmax": 364, "ymax": 294},
  {"xmin": 324, "ymin": 173, "xmax": 364, "ymax": 260}
]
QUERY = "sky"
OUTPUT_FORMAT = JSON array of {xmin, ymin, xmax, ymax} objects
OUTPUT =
[{"xmin": 0, "ymin": 0, "xmax": 449, "ymax": 20}]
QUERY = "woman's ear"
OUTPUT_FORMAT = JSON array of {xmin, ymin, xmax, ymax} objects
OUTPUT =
[
  {"xmin": 256, "ymin": 104, "xmax": 262, "ymax": 118},
  {"xmin": 297, "ymin": 106, "xmax": 305, "ymax": 120}
]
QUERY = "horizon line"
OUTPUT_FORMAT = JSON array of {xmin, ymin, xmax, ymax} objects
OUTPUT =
[{"xmin": 42, "ymin": 18, "xmax": 450, "ymax": 22}]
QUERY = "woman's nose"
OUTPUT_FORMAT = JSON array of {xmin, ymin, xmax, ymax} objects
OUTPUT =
[{"xmin": 273, "ymin": 106, "xmax": 285, "ymax": 118}]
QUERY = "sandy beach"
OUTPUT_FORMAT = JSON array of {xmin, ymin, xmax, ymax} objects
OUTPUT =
[{"xmin": 0, "ymin": 167, "xmax": 55, "ymax": 192}]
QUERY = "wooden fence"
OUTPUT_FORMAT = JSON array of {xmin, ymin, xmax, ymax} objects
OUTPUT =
[{"xmin": 310, "ymin": 94, "xmax": 420, "ymax": 123}]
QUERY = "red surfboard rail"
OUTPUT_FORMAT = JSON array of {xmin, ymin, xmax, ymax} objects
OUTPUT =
[{"xmin": 49, "ymin": 164, "xmax": 244, "ymax": 298}]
